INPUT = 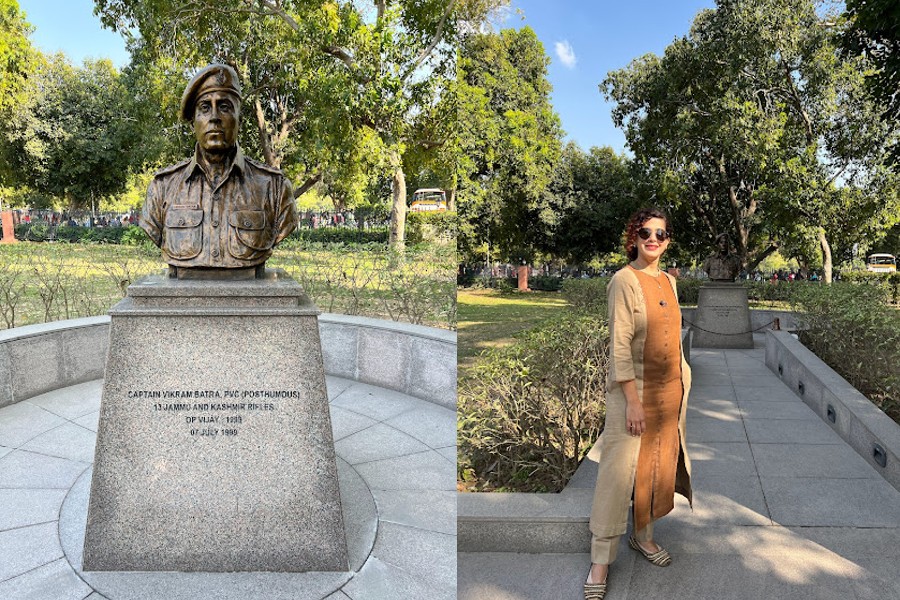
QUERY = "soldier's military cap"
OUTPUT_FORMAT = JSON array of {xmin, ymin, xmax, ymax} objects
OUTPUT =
[{"xmin": 179, "ymin": 64, "xmax": 243, "ymax": 122}]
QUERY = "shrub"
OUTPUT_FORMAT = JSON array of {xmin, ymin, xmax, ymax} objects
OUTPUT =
[
  {"xmin": 561, "ymin": 277, "xmax": 609, "ymax": 314},
  {"xmin": 675, "ymin": 277, "xmax": 702, "ymax": 304},
  {"xmin": 525, "ymin": 275, "xmax": 563, "ymax": 291},
  {"xmin": 840, "ymin": 271, "xmax": 900, "ymax": 305},
  {"xmin": 458, "ymin": 315, "xmax": 608, "ymax": 492},
  {"xmin": 284, "ymin": 226, "xmax": 390, "ymax": 246},
  {"xmin": 406, "ymin": 211, "xmax": 457, "ymax": 245},
  {"xmin": 790, "ymin": 282, "xmax": 899, "ymax": 422}
]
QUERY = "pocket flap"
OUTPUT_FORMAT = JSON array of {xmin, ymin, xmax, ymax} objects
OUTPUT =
[
  {"xmin": 229, "ymin": 210, "xmax": 267, "ymax": 230},
  {"xmin": 165, "ymin": 209, "xmax": 203, "ymax": 228}
]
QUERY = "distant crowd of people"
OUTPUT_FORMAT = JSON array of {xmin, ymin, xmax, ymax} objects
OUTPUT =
[{"xmin": 15, "ymin": 210, "xmax": 138, "ymax": 228}]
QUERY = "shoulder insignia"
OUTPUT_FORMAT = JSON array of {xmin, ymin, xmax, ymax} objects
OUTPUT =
[{"xmin": 153, "ymin": 158, "xmax": 191, "ymax": 178}]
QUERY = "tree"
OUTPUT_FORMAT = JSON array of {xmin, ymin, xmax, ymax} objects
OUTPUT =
[
  {"xmin": 842, "ymin": 0, "xmax": 900, "ymax": 165},
  {"xmin": 1, "ymin": 55, "xmax": 145, "ymax": 209},
  {"xmin": 604, "ymin": 0, "xmax": 898, "ymax": 282},
  {"xmin": 543, "ymin": 143, "xmax": 641, "ymax": 264},
  {"xmin": 93, "ymin": 0, "xmax": 501, "ymax": 249},
  {"xmin": 456, "ymin": 26, "xmax": 562, "ymax": 265}
]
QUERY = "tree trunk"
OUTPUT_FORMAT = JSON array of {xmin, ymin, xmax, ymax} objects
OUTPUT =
[
  {"xmin": 447, "ymin": 187, "xmax": 456, "ymax": 212},
  {"xmin": 818, "ymin": 228, "xmax": 833, "ymax": 284},
  {"xmin": 389, "ymin": 150, "xmax": 406, "ymax": 250}
]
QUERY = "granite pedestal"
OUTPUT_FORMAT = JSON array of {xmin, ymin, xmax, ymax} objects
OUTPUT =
[
  {"xmin": 83, "ymin": 270, "xmax": 349, "ymax": 572},
  {"xmin": 691, "ymin": 282, "xmax": 754, "ymax": 349}
]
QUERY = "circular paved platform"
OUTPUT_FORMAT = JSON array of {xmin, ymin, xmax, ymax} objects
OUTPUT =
[{"xmin": 0, "ymin": 376, "xmax": 456, "ymax": 600}]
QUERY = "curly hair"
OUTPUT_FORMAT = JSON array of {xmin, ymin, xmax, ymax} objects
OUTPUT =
[{"xmin": 624, "ymin": 207, "xmax": 672, "ymax": 261}]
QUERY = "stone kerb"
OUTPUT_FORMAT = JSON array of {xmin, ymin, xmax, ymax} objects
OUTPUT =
[
  {"xmin": 0, "ymin": 314, "xmax": 456, "ymax": 410},
  {"xmin": 765, "ymin": 329, "xmax": 900, "ymax": 493}
]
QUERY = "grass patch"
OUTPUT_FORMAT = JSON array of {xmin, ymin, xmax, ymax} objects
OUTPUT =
[{"xmin": 457, "ymin": 289, "xmax": 569, "ymax": 373}]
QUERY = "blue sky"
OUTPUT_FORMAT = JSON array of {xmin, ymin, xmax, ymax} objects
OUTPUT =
[
  {"xmin": 506, "ymin": 0, "xmax": 716, "ymax": 153},
  {"xmin": 18, "ymin": 0, "xmax": 717, "ymax": 153}
]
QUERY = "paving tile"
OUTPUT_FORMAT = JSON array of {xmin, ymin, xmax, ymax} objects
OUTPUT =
[
  {"xmin": 73, "ymin": 411, "xmax": 99, "ymax": 433},
  {"xmin": 0, "ymin": 445, "xmax": 11, "ymax": 460},
  {"xmin": 342, "ymin": 556, "xmax": 454, "ymax": 600},
  {"xmin": 26, "ymin": 380, "xmax": 102, "ymax": 420},
  {"xmin": 735, "ymin": 386, "xmax": 800, "ymax": 403},
  {"xmin": 326, "ymin": 376, "xmax": 354, "ymax": 401},
  {"xmin": 752, "ymin": 444, "xmax": 878, "ymax": 479},
  {"xmin": 739, "ymin": 401, "xmax": 819, "ymax": 421},
  {"xmin": 324, "ymin": 592, "xmax": 352, "ymax": 600},
  {"xmin": 686, "ymin": 442, "xmax": 757, "ymax": 478},
  {"xmin": 330, "ymin": 385, "xmax": 421, "ymax": 422},
  {"xmin": 788, "ymin": 526, "xmax": 900, "ymax": 558},
  {"xmin": 0, "ymin": 403, "xmax": 66, "ymax": 449},
  {"xmin": 761, "ymin": 477, "xmax": 900, "ymax": 527},
  {"xmin": 687, "ymin": 398, "xmax": 742, "ymax": 421},
  {"xmin": 688, "ymin": 385, "xmax": 736, "ymax": 402},
  {"xmin": 354, "ymin": 450, "xmax": 454, "ymax": 491},
  {"xmin": 670, "ymin": 474, "xmax": 771, "ymax": 526},
  {"xmin": 20, "ymin": 422, "xmax": 97, "ymax": 463},
  {"xmin": 848, "ymin": 556, "xmax": 900, "ymax": 600},
  {"xmin": 0, "ymin": 450, "xmax": 88, "ymax": 489},
  {"xmin": 730, "ymin": 373, "xmax": 791, "ymax": 388},
  {"xmin": 0, "ymin": 522, "xmax": 63, "ymax": 582},
  {"xmin": 0, "ymin": 488, "xmax": 68, "ymax": 531},
  {"xmin": 330, "ymin": 406, "xmax": 377, "ymax": 442},
  {"xmin": 371, "ymin": 490, "xmax": 456, "ymax": 535},
  {"xmin": 384, "ymin": 404, "xmax": 456, "ymax": 449},
  {"xmin": 434, "ymin": 446, "xmax": 455, "ymax": 464},
  {"xmin": 0, "ymin": 557, "xmax": 92, "ymax": 600},
  {"xmin": 335, "ymin": 423, "xmax": 430, "ymax": 465},
  {"xmin": 687, "ymin": 416, "xmax": 747, "ymax": 443},
  {"xmin": 457, "ymin": 552, "xmax": 629, "ymax": 600},
  {"xmin": 744, "ymin": 420, "xmax": 842, "ymax": 445},
  {"xmin": 371, "ymin": 522, "xmax": 455, "ymax": 591}
]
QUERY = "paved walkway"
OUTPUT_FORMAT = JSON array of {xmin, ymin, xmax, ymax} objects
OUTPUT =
[
  {"xmin": 459, "ymin": 339, "xmax": 900, "ymax": 600},
  {"xmin": 0, "ymin": 376, "xmax": 456, "ymax": 600}
]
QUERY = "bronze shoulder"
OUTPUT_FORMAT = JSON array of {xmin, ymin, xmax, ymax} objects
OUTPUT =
[
  {"xmin": 153, "ymin": 158, "xmax": 191, "ymax": 179},
  {"xmin": 244, "ymin": 156, "xmax": 286, "ymax": 178}
]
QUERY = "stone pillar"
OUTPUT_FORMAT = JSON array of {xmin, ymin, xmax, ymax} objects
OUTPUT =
[
  {"xmin": 691, "ymin": 282, "xmax": 754, "ymax": 348},
  {"xmin": 83, "ymin": 270, "xmax": 348, "ymax": 572},
  {"xmin": 517, "ymin": 265, "xmax": 529, "ymax": 292},
  {"xmin": 1, "ymin": 211, "xmax": 17, "ymax": 243}
]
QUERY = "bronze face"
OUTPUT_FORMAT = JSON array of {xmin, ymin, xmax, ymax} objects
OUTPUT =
[{"xmin": 193, "ymin": 91, "xmax": 240, "ymax": 153}]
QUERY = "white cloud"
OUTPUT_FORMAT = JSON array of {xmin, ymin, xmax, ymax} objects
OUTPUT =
[{"xmin": 555, "ymin": 40, "xmax": 577, "ymax": 69}]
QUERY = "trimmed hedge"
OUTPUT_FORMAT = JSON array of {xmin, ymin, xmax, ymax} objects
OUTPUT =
[
  {"xmin": 15, "ymin": 223, "xmax": 132, "ymax": 244},
  {"xmin": 561, "ymin": 277, "xmax": 609, "ymax": 314},
  {"xmin": 406, "ymin": 211, "xmax": 457, "ymax": 244}
]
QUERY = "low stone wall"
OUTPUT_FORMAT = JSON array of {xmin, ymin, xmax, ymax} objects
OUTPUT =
[
  {"xmin": 765, "ymin": 330, "xmax": 900, "ymax": 492},
  {"xmin": 0, "ymin": 314, "xmax": 456, "ymax": 410},
  {"xmin": 681, "ymin": 307, "xmax": 800, "ymax": 331}
]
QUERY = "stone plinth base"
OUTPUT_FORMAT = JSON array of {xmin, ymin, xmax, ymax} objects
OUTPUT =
[
  {"xmin": 691, "ymin": 282, "xmax": 753, "ymax": 348},
  {"xmin": 83, "ymin": 270, "xmax": 348, "ymax": 572}
]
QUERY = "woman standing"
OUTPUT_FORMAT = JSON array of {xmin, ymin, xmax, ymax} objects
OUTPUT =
[{"xmin": 584, "ymin": 208, "xmax": 692, "ymax": 600}]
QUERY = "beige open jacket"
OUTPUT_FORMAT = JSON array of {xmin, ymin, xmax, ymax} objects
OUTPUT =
[{"xmin": 588, "ymin": 266, "xmax": 692, "ymax": 537}]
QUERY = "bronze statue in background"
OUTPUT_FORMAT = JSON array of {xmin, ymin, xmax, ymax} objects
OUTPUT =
[
  {"xmin": 140, "ymin": 64, "xmax": 298, "ymax": 279},
  {"xmin": 702, "ymin": 233, "xmax": 742, "ymax": 282}
]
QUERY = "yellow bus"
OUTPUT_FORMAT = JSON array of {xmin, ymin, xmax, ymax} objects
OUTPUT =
[
  {"xmin": 410, "ymin": 188, "xmax": 447, "ymax": 213},
  {"xmin": 866, "ymin": 254, "xmax": 897, "ymax": 273}
]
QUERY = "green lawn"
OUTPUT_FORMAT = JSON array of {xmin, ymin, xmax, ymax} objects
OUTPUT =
[{"xmin": 457, "ymin": 288, "xmax": 570, "ymax": 374}]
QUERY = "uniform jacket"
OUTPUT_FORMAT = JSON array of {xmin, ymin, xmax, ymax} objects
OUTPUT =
[
  {"xmin": 588, "ymin": 266, "xmax": 692, "ymax": 537},
  {"xmin": 141, "ymin": 145, "xmax": 298, "ymax": 269}
]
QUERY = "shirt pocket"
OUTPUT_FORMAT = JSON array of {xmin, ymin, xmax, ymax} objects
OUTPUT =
[
  {"xmin": 228, "ymin": 209, "xmax": 274, "ymax": 259},
  {"xmin": 163, "ymin": 209, "xmax": 203, "ymax": 259}
]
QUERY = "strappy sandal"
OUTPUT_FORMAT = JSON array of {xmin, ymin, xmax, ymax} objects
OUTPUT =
[
  {"xmin": 584, "ymin": 576, "xmax": 607, "ymax": 600},
  {"xmin": 629, "ymin": 535, "xmax": 672, "ymax": 567}
]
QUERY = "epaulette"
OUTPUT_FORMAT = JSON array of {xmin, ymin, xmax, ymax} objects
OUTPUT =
[
  {"xmin": 153, "ymin": 158, "xmax": 191, "ymax": 178},
  {"xmin": 245, "ymin": 156, "xmax": 284, "ymax": 175}
]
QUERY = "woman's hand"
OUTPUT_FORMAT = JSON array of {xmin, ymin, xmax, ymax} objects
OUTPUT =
[
  {"xmin": 621, "ymin": 379, "xmax": 644, "ymax": 436},
  {"xmin": 626, "ymin": 400, "xmax": 646, "ymax": 436}
]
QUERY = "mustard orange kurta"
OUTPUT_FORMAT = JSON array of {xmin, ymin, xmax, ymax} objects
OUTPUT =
[
  {"xmin": 630, "ymin": 267, "xmax": 683, "ymax": 532},
  {"xmin": 588, "ymin": 266, "xmax": 692, "ymax": 545}
]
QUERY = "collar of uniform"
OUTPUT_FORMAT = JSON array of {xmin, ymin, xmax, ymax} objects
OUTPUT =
[{"xmin": 185, "ymin": 144, "xmax": 246, "ymax": 184}]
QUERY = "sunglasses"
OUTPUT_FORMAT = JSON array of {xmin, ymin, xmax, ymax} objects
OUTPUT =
[{"xmin": 637, "ymin": 227, "xmax": 670, "ymax": 242}]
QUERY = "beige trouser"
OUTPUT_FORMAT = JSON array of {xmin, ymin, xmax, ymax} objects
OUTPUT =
[{"xmin": 591, "ymin": 517, "xmax": 653, "ymax": 564}]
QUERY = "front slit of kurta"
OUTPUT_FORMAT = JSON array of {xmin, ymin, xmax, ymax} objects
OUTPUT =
[{"xmin": 630, "ymin": 267, "xmax": 683, "ymax": 533}]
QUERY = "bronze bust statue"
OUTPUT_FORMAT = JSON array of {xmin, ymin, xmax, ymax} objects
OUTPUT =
[
  {"xmin": 140, "ymin": 64, "xmax": 298, "ymax": 279},
  {"xmin": 702, "ymin": 233, "xmax": 742, "ymax": 282}
]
